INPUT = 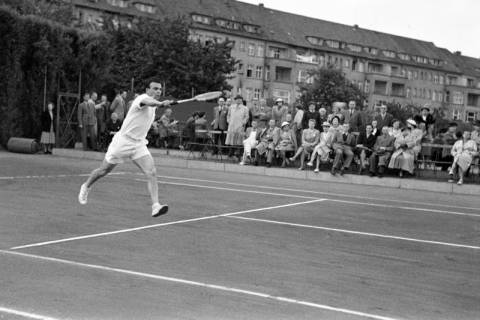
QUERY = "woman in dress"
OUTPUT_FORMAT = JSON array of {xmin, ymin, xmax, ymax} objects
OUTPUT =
[
  {"xmin": 388, "ymin": 126, "xmax": 416, "ymax": 177},
  {"xmin": 40, "ymin": 102, "xmax": 55, "ymax": 154},
  {"xmin": 255, "ymin": 119, "xmax": 280, "ymax": 167},
  {"xmin": 289, "ymin": 119, "xmax": 320, "ymax": 170},
  {"xmin": 275, "ymin": 121, "xmax": 297, "ymax": 167},
  {"xmin": 449, "ymin": 131, "xmax": 478, "ymax": 185},
  {"xmin": 307, "ymin": 121, "xmax": 333, "ymax": 172},
  {"xmin": 271, "ymin": 98, "xmax": 289, "ymax": 126}
]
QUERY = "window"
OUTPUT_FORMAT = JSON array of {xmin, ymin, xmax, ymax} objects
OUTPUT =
[
  {"xmin": 246, "ymin": 64, "xmax": 253, "ymax": 78},
  {"xmin": 326, "ymin": 40, "xmax": 340, "ymax": 49},
  {"xmin": 107, "ymin": 0, "xmax": 128, "ymax": 7},
  {"xmin": 243, "ymin": 24, "xmax": 259, "ymax": 33},
  {"xmin": 358, "ymin": 81, "xmax": 363, "ymax": 91},
  {"xmin": 255, "ymin": 66, "xmax": 263, "ymax": 79},
  {"xmin": 368, "ymin": 63, "xmax": 383, "ymax": 73},
  {"xmin": 452, "ymin": 91, "xmax": 464, "ymax": 105},
  {"xmin": 468, "ymin": 78, "xmax": 475, "ymax": 87},
  {"xmin": 433, "ymin": 74, "xmax": 438, "ymax": 83},
  {"xmin": 427, "ymin": 89, "xmax": 431, "ymax": 99},
  {"xmin": 407, "ymin": 70, "xmax": 412, "ymax": 80},
  {"xmin": 268, "ymin": 46, "xmax": 286, "ymax": 59},
  {"xmin": 452, "ymin": 110, "xmax": 461, "ymax": 120},
  {"xmin": 275, "ymin": 66, "xmax": 292, "ymax": 82},
  {"xmin": 364, "ymin": 80, "xmax": 370, "ymax": 93},
  {"xmin": 413, "ymin": 88, "xmax": 417, "ymax": 98},
  {"xmin": 297, "ymin": 70, "xmax": 312, "ymax": 84},
  {"xmin": 438, "ymin": 92, "xmax": 443, "ymax": 102},
  {"xmin": 406, "ymin": 87, "xmax": 411, "ymax": 98},
  {"xmin": 305, "ymin": 36, "xmax": 323, "ymax": 46},
  {"xmin": 432, "ymin": 91, "xmax": 436, "ymax": 101},
  {"xmin": 272, "ymin": 89, "xmax": 291, "ymax": 103},
  {"xmin": 439, "ymin": 75, "xmax": 444, "ymax": 84},
  {"xmin": 248, "ymin": 43, "xmax": 255, "ymax": 56},
  {"xmin": 134, "ymin": 3, "xmax": 156, "ymax": 13},
  {"xmin": 414, "ymin": 71, "xmax": 418, "ymax": 79},
  {"xmin": 364, "ymin": 47, "xmax": 378, "ymax": 55},
  {"xmin": 344, "ymin": 59, "xmax": 350, "ymax": 68},
  {"xmin": 398, "ymin": 53, "xmax": 410, "ymax": 61},
  {"xmin": 383, "ymin": 50, "xmax": 395, "ymax": 58},
  {"xmin": 237, "ymin": 63, "xmax": 244, "ymax": 74},
  {"xmin": 254, "ymin": 88, "xmax": 261, "ymax": 100},
  {"xmin": 347, "ymin": 44, "xmax": 362, "ymax": 52},
  {"xmin": 191, "ymin": 14, "xmax": 211, "ymax": 25},
  {"xmin": 257, "ymin": 45, "xmax": 264, "ymax": 57},
  {"xmin": 265, "ymin": 65, "xmax": 270, "ymax": 81},
  {"xmin": 245, "ymin": 88, "xmax": 252, "ymax": 101},
  {"xmin": 215, "ymin": 19, "xmax": 227, "ymax": 27},
  {"xmin": 466, "ymin": 112, "xmax": 476, "ymax": 122},
  {"xmin": 239, "ymin": 41, "xmax": 245, "ymax": 52}
]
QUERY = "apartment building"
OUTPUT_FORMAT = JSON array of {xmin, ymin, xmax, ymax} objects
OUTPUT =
[{"xmin": 70, "ymin": 0, "xmax": 480, "ymax": 121}]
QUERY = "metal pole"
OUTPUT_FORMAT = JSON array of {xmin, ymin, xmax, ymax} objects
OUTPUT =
[
  {"xmin": 131, "ymin": 77, "xmax": 134, "ymax": 93},
  {"xmin": 43, "ymin": 65, "xmax": 47, "ymax": 111}
]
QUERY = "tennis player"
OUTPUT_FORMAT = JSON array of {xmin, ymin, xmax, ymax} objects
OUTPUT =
[{"xmin": 78, "ymin": 81, "xmax": 174, "ymax": 217}]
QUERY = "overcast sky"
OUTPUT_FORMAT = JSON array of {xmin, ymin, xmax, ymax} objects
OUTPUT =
[{"xmin": 240, "ymin": 0, "xmax": 480, "ymax": 58}]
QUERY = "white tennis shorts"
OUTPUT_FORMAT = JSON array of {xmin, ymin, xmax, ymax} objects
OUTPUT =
[{"xmin": 105, "ymin": 134, "xmax": 150, "ymax": 164}]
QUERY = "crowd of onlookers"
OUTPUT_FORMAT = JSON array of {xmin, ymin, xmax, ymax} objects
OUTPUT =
[
  {"xmin": 41, "ymin": 90, "xmax": 480, "ymax": 185},
  {"xmin": 172, "ymin": 95, "xmax": 480, "ymax": 185}
]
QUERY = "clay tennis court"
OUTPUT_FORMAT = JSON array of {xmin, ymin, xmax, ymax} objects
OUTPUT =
[{"xmin": 1, "ymin": 152, "xmax": 479, "ymax": 320}]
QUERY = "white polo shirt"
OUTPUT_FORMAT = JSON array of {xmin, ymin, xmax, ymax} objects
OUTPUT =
[{"xmin": 118, "ymin": 93, "xmax": 155, "ymax": 142}]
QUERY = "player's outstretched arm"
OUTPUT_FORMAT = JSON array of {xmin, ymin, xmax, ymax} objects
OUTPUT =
[{"xmin": 140, "ymin": 96, "xmax": 173, "ymax": 108}]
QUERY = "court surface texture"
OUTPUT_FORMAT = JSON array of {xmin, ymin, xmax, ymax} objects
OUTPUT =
[{"xmin": 0, "ymin": 152, "xmax": 479, "ymax": 320}]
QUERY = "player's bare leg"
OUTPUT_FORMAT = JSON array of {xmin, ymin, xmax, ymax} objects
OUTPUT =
[
  {"xmin": 78, "ymin": 160, "xmax": 116, "ymax": 204},
  {"xmin": 133, "ymin": 154, "xmax": 168, "ymax": 217}
]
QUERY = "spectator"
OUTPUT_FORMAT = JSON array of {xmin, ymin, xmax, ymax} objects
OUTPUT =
[
  {"xmin": 369, "ymin": 126, "xmax": 395, "ymax": 177},
  {"xmin": 194, "ymin": 112, "xmax": 208, "ymax": 143},
  {"xmin": 78, "ymin": 92, "xmax": 97, "ymax": 151},
  {"xmin": 388, "ymin": 119, "xmax": 402, "ymax": 139},
  {"xmin": 356, "ymin": 123, "xmax": 377, "ymax": 174},
  {"xmin": 308, "ymin": 121, "xmax": 334, "ymax": 172},
  {"xmin": 182, "ymin": 111, "xmax": 199, "ymax": 149},
  {"xmin": 471, "ymin": 121, "xmax": 480, "ymax": 146},
  {"xmin": 318, "ymin": 108, "xmax": 328, "ymax": 130},
  {"xmin": 292, "ymin": 104, "xmax": 304, "ymax": 132},
  {"xmin": 211, "ymin": 97, "xmax": 228, "ymax": 154},
  {"xmin": 126, "ymin": 93, "xmax": 139, "ymax": 115},
  {"xmin": 240, "ymin": 120, "xmax": 260, "ymax": 165},
  {"xmin": 226, "ymin": 95, "xmax": 249, "ymax": 158},
  {"xmin": 302, "ymin": 102, "xmax": 320, "ymax": 130},
  {"xmin": 327, "ymin": 103, "xmax": 345, "ymax": 124},
  {"xmin": 371, "ymin": 119, "xmax": 380, "ymax": 137},
  {"xmin": 374, "ymin": 104, "xmax": 393, "ymax": 131},
  {"xmin": 388, "ymin": 126, "xmax": 416, "ymax": 177},
  {"xmin": 158, "ymin": 108, "xmax": 178, "ymax": 148},
  {"xmin": 449, "ymin": 131, "xmax": 478, "ymax": 185},
  {"xmin": 289, "ymin": 119, "xmax": 320, "ymax": 170},
  {"xmin": 251, "ymin": 98, "xmax": 272, "ymax": 126},
  {"xmin": 105, "ymin": 112, "xmax": 122, "ymax": 146},
  {"xmin": 329, "ymin": 116, "xmax": 342, "ymax": 132},
  {"xmin": 255, "ymin": 119, "xmax": 280, "ymax": 167},
  {"xmin": 271, "ymin": 98, "xmax": 289, "ymax": 126},
  {"xmin": 342, "ymin": 100, "xmax": 363, "ymax": 132},
  {"xmin": 95, "ymin": 94, "xmax": 109, "ymax": 140},
  {"xmin": 407, "ymin": 119, "xmax": 424, "ymax": 157},
  {"xmin": 110, "ymin": 90, "xmax": 127, "ymax": 121},
  {"xmin": 414, "ymin": 105, "xmax": 435, "ymax": 131},
  {"xmin": 275, "ymin": 121, "xmax": 297, "ymax": 167},
  {"xmin": 40, "ymin": 102, "xmax": 55, "ymax": 154},
  {"xmin": 331, "ymin": 123, "xmax": 356, "ymax": 176}
]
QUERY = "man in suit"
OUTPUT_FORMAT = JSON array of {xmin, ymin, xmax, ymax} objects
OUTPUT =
[
  {"xmin": 109, "ymin": 90, "xmax": 127, "ymax": 121},
  {"xmin": 342, "ymin": 100, "xmax": 364, "ymax": 133},
  {"xmin": 78, "ymin": 93, "xmax": 98, "ymax": 151},
  {"xmin": 331, "ymin": 123, "xmax": 357, "ymax": 175},
  {"xmin": 369, "ymin": 126, "xmax": 395, "ymax": 177},
  {"xmin": 356, "ymin": 123, "xmax": 377, "ymax": 173},
  {"xmin": 211, "ymin": 97, "xmax": 229, "ymax": 154},
  {"xmin": 374, "ymin": 104, "xmax": 393, "ymax": 132}
]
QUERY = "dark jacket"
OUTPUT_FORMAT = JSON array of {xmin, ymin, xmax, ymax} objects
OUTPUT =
[
  {"xmin": 41, "ymin": 110, "xmax": 55, "ymax": 132},
  {"xmin": 356, "ymin": 132, "xmax": 377, "ymax": 150},
  {"xmin": 374, "ymin": 113, "xmax": 394, "ymax": 131},
  {"xmin": 302, "ymin": 111, "xmax": 321, "ymax": 130}
]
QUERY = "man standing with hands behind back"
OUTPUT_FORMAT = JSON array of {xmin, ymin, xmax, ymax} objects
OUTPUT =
[
  {"xmin": 78, "ymin": 92, "xmax": 98, "ymax": 151},
  {"xmin": 211, "ymin": 97, "xmax": 228, "ymax": 154}
]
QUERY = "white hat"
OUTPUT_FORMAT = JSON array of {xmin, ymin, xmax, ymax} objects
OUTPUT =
[
  {"xmin": 275, "ymin": 98, "xmax": 284, "ymax": 102},
  {"xmin": 406, "ymin": 119, "xmax": 417, "ymax": 127},
  {"xmin": 322, "ymin": 121, "xmax": 330, "ymax": 127},
  {"xmin": 281, "ymin": 121, "xmax": 290, "ymax": 128}
]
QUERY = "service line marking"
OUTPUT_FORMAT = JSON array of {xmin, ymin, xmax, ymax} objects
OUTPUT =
[
  {"xmin": 228, "ymin": 216, "xmax": 480, "ymax": 250},
  {"xmin": 0, "ymin": 250, "xmax": 400, "ymax": 320},
  {"xmin": 10, "ymin": 199, "xmax": 325, "ymax": 250},
  {"xmin": 154, "ymin": 174, "xmax": 480, "ymax": 213},
  {"xmin": 0, "ymin": 306, "xmax": 59, "ymax": 320}
]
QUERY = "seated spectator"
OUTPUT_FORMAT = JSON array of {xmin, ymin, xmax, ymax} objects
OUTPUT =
[
  {"xmin": 275, "ymin": 121, "xmax": 297, "ymax": 167},
  {"xmin": 240, "ymin": 120, "xmax": 260, "ymax": 165},
  {"xmin": 308, "ymin": 121, "xmax": 334, "ymax": 173},
  {"xmin": 194, "ymin": 112, "xmax": 209, "ymax": 143},
  {"xmin": 471, "ymin": 121, "xmax": 480, "ymax": 146},
  {"xmin": 330, "ymin": 123, "xmax": 356, "ymax": 176},
  {"xmin": 356, "ymin": 124, "xmax": 377, "ymax": 174},
  {"xmin": 449, "ymin": 131, "xmax": 478, "ymax": 185},
  {"xmin": 327, "ymin": 103, "xmax": 345, "ymax": 124},
  {"xmin": 329, "ymin": 116, "xmax": 342, "ymax": 132},
  {"xmin": 440, "ymin": 122, "xmax": 458, "ymax": 170},
  {"xmin": 105, "ymin": 112, "xmax": 122, "ymax": 144},
  {"xmin": 289, "ymin": 119, "xmax": 320, "ymax": 170},
  {"xmin": 388, "ymin": 119, "xmax": 402, "ymax": 140},
  {"xmin": 369, "ymin": 126, "xmax": 395, "ymax": 177},
  {"xmin": 182, "ymin": 111, "xmax": 199, "ymax": 149},
  {"xmin": 302, "ymin": 102, "xmax": 320, "ymax": 130},
  {"xmin": 413, "ymin": 105, "xmax": 435, "ymax": 131},
  {"xmin": 255, "ymin": 119, "xmax": 280, "ymax": 167},
  {"xmin": 388, "ymin": 126, "xmax": 416, "ymax": 177},
  {"xmin": 407, "ymin": 119, "xmax": 424, "ymax": 157},
  {"xmin": 158, "ymin": 108, "xmax": 178, "ymax": 148}
]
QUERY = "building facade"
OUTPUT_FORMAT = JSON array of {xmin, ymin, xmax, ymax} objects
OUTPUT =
[{"xmin": 71, "ymin": 0, "xmax": 480, "ymax": 121}]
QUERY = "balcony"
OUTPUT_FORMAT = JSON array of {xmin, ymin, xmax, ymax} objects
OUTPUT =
[
  {"xmin": 373, "ymin": 80, "xmax": 388, "ymax": 96},
  {"xmin": 391, "ymin": 83, "xmax": 405, "ymax": 97},
  {"xmin": 275, "ymin": 66, "xmax": 292, "ymax": 83}
]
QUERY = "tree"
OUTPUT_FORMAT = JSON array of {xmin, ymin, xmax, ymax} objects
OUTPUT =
[
  {"xmin": 0, "ymin": 0, "xmax": 75, "ymax": 25},
  {"xmin": 297, "ymin": 66, "xmax": 366, "ymax": 110}
]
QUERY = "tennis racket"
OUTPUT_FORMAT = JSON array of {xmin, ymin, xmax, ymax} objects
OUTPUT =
[{"xmin": 173, "ymin": 91, "xmax": 223, "ymax": 104}]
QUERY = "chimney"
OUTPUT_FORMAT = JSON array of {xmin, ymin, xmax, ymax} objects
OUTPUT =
[
  {"xmin": 353, "ymin": 24, "xmax": 359, "ymax": 30},
  {"xmin": 454, "ymin": 51, "xmax": 462, "ymax": 56},
  {"xmin": 259, "ymin": 3, "xmax": 264, "ymax": 7}
]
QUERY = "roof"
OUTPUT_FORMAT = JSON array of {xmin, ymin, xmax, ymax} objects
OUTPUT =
[
  {"xmin": 71, "ymin": 0, "xmax": 475, "ymax": 74},
  {"xmin": 447, "ymin": 53, "xmax": 480, "ymax": 78}
]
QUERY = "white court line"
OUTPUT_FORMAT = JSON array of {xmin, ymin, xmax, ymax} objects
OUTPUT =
[
  {"xmin": 155, "ymin": 174, "xmax": 480, "ymax": 212},
  {"xmin": 0, "ymin": 306, "xmax": 59, "ymax": 320},
  {"xmin": 0, "ymin": 250, "xmax": 400, "ymax": 320},
  {"xmin": 228, "ymin": 216, "xmax": 480, "ymax": 250},
  {"xmin": 10, "ymin": 199, "xmax": 325, "ymax": 250},
  {"xmin": 0, "ymin": 172, "xmax": 129, "ymax": 180},
  {"xmin": 131, "ymin": 177, "xmax": 480, "ymax": 218}
]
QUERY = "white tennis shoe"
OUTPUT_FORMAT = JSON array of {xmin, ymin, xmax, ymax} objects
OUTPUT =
[
  {"xmin": 152, "ymin": 203, "xmax": 169, "ymax": 217},
  {"xmin": 78, "ymin": 183, "xmax": 90, "ymax": 205}
]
